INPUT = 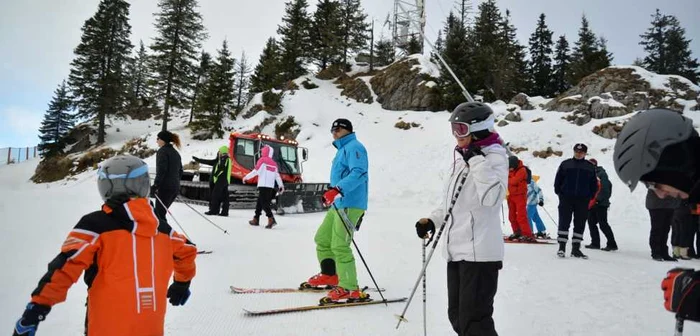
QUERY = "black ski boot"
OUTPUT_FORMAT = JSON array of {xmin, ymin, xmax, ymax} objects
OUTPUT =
[
  {"xmin": 557, "ymin": 243, "xmax": 566, "ymax": 258},
  {"xmin": 601, "ymin": 244, "xmax": 618, "ymax": 252},
  {"xmin": 571, "ymin": 243, "xmax": 588, "ymax": 259},
  {"xmin": 584, "ymin": 243, "xmax": 600, "ymax": 249}
]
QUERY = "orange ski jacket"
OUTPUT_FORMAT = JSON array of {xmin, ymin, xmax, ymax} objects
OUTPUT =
[
  {"xmin": 508, "ymin": 161, "xmax": 528, "ymax": 196},
  {"xmin": 29, "ymin": 198, "xmax": 197, "ymax": 336}
]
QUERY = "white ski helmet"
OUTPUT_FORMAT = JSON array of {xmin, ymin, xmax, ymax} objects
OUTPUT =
[{"xmin": 97, "ymin": 155, "xmax": 151, "ymax": 202}]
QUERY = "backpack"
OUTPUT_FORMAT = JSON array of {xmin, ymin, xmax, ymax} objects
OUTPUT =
[{"xmin": 525, "ymin": 166, "xmax": 532, "ymax": 184}]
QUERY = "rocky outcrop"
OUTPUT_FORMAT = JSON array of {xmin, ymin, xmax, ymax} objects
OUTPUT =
[
  {"xmin": 369, "ymin": 57, "xmax": 441, "ymax": 111},
  {"xmin": 547, "ymin": 66, "xmax": 700, "ymax": 118},
  {"xmin": 592, "ymin": 121, "xmax": 627, "ymax": 139},
  {"xmin": 336, "ymin": 76, "xmax": 373, "ymax": 104},
  {"xmin": 504, "ymin": 111, "xmax": 522, "ymax": 122},
  {"xmin": 509, "ymin": 93, "xmax": 535, "ymax": 110}
]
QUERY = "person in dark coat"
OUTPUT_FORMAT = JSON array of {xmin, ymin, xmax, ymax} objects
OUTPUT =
[
  {"xmin": 554, "ymin": 143, "xmax": 598, "ymax": 259},
  {"xmin": 585, "ymin": 159, "xmax": 618, "ymax": 251},
  {"xmin": 192, "ymin": 146, "xmax": 231, "ymax": 216},
  {"xmin": 153, "ymin": 131, "xmax": 183, "ymax": 221},
  {"xmin": 646, "ymin": 189, "xmax": 681, "ymax": 261}
]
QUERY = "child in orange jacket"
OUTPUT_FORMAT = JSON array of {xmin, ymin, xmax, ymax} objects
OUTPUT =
[{"xmin": 12, "ymin": 156, "xmax": 197, "ymax": 336}]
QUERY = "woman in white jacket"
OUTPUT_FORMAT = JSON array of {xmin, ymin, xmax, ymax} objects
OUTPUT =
[
  {"xmin": 416, "ymin": 102, "xmax": 508, "ymax": 336},
  {"xmin": 243, "ymin": 145, "xmax": 284, "ymax": 228}
]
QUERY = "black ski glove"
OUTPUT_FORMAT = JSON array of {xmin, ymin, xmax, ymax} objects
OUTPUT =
[
  {"xmin": 662, "ymin": 268, "xmax": 700, "ymax": 321},
  {"xmin": 150, "ymin": 184, "xmax": 159, "ymax": 197},
  {"xmin": 458, "ymin": 144, "xmax": 485, "ymax": 163},
  {"xmin": 538, "ymin": 200, "xmax": 544, "ymax": 207},
  {"xmin": 13, "ymin": 303, "xmax": 50, "ymax": 336},
  {"xmin": 167, "ymin": 281, "xmax": 191, "ymax": 306},
  {"xmin": 415, "ymin": 218, "xmax": 436, "ymax": 239}
]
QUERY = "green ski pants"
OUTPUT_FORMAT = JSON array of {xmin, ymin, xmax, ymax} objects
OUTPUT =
[{"xmin": 314, "ymin": 208, "xmax": 365, "ymax": 290}]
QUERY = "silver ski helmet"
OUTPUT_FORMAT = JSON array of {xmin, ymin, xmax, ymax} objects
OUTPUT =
[
  {"xmin": 613, "ymin": 109, "xmax": 694, "ymax": 191},
  {"xmin": 449, "ymin": 102, "xmax": 495, "ymax": 137},
  {"xmin": 97, "ymin": 155, "xmax": 151, "ymax": 202}
]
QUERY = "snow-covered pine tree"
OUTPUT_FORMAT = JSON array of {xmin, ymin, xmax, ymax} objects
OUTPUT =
[
  {"xmin": 150, "ymin": 0, "xmax": 207, "ymax": 131},
  {"xmin": 38, "ymin": 81, "xmax": 74, "ymax": 158},
  {"xmin": 310, "ymin": 0, "xmax": 343, "ymax": 70},
  {"xmin": 278, "ymin": 0, "xmax": 312, "ymax": 82},
  {"xmin": 189, "ymin": 51, "xmax": 211, "ymax": 124},
  {"xmin": 552, "ymin": 35, "xmax": 572, "ymax": 96},
  {"xmin": 68, "ymin": 0, "xmax": 132, "ymax": 144},
  {"xmin": 251, "ymin": 37, "xmax": 283, "ymax": 92},
  {"xmin": 374, "ymin": 39, "xmax": 395, "ymax": 67},
  {"xmin": 191, "ymin": 40, "xmax": 235, "ymax": 139},
  {"xmin": 125, "ymin": 40, "xmax": 153, "ymax": 112},
  {"xmin": 234, "ymin": 51, "xmax": 253, "ymax": 113},
  {"xmin": 528, "ymin": 13, "xmax": 554, "ymax": 97}
]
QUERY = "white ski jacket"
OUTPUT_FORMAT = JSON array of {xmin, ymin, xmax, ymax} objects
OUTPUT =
[
  {"xmin": 243, "ymin": 145, "xmax": 284, "ymax": 190},
  {"xmin": 428, "ymin": 143, "xmax": 508, "ymax": 262}
]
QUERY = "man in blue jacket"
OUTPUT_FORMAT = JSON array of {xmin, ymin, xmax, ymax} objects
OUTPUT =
[
  {"xmin": 299, "ymin": 119, "xmax": 370, "ymax": 304},
  {"xmin": 554, "ymin": 143, "xmax": 598, "ymax": 259}
]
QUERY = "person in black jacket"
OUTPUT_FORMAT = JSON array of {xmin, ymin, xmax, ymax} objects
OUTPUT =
[
  {"xmin": 192, "ymin": 146, "xmax": 232, "ymax": 216},
  {"xmin": 153, "ymin": 131, "xmax": 183, "ymax": 221},
  {"xmin": 585, "ymin": 159, "xmax": 618, "ymax": 251},
  {"xmin": 554, "ymin": 143, "xmax": 598, "ymax": 259},
  {"xmin": 646, "ymin": 189, "xmax": 681, "ymax": 261}
]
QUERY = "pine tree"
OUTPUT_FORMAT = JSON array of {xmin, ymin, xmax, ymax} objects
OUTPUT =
[
  {"xmin": 234, "ymin": 51, "xmax": 253, "ymax": 113},
  {"xmin": 310, "ymin": 0, "xmax": 343, "ymax": 70},
  {"xmin": 471, "ymin": 0, "xmax": 503, "ymax": 101},
  {"xmin": 278, "ymin": 0, "xmax": 312, "ymax": 82},
  {"xmin": 438, "ymin": 11, "xmax": 472, "ymax": 109},
  {"xmin": 593, "ymin": 37, "xmax": 613, "ymax": 69},
  {"xmin": 38, "ymin": 81, "xmax": 75, "ymax": 158},
  {"xmin": 126, "ymin": 40, "xmax": 153, "ymax": 111},
  {"xmin": 640, "ymin": 9, "xmax": 699, "ymax": 82},
  {"xmin": 338, "ymin": 0, "xmax": 369, "ymax": 66},
  {"xmin": 191, "ymin": 40, "xmax": 236, "ymax": 139},
  {"xmin": 552, "ymin": 35, "xmax": 571, "ymax": 96},
  {"xmin": 497, "ymin": 9, "xmax": 528, "ymax": 98},
  {"xmin": 374, "ymin": 39, "xmax": 395, "ymax": 66},
  {"xmin": 189, "ymin": 51, "xmax": 211, "ymax": 123},
  {"xmin": 251, "ymin": 37, "xmax": 283, "ymax": 92},
  {"xmin": 569, "ymin": 15, "xmax": 605, "ymax": 84},
  {"xmin": 403, "ymin": 34, "xmax": 423, "ymax": 55},
  {"xmin": 68, "ymin": 0, "xmax": 132, "ymax": 144},
  {"xmin": 150, "ymin": 0, "xmax": 207, "ymax": 132},
  {"xmin": 528, "ymin": 13, "xmax": 554, "ymax": 97},
  {"xmin": 454, "ymin": 0, "xmax": 473, "ymax": 27}
]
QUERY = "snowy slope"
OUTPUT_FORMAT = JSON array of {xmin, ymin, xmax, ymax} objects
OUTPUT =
[{"xmin": 1, "ymin": 74, "xmax": 700, "ymax": 335}]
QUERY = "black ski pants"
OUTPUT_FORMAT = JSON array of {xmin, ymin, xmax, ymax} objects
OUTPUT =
[
  {"xmin": 255, "ymin": 187, "xmax": 276, "ymax": 218},
  {"xmin": 447, "ymin": 260, "xmax": 502, "ymax": 336},
  {"xmin": 209, "ymin": 179, "xmax": 230, "ymax": 215},
  {"xmin": 672, "ymin": 205, "xmax": 695, "ymax": 248},
  {"xmin": 649, "ymin": 208, "xmax": 674, "ymax": 257},
  {"xmin": 557, "ymin": 196, "xmax": 589, "ymax": 245},
  {"xmin": 154, "ymin": 187, "xmax": 178, "ymax": 222},
  {"xmin": 587, "ymin": 205, "xmax": 617, "ymax": 247}
]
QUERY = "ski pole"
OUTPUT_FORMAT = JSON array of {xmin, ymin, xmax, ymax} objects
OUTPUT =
[
  {"xmin": 501, "ymin": 204, "xmax": 505, "ymax": 228},
  {"xmin": 675, "ymin": 315, "xmax": 684, "ymax": 336},
  {"xmin": 332, "ymin": 204, "xmax": 388, "ymax": 305},
  {"xmin": 396, "ymin": 173, "xmax": 469, "ymax": 329},
  {"xmin": 154, "ymin": 194, "xmax": 192, "ymax": 240},
  {"xmin": 422, "ymin": 241, "xmax": 427, "ymax": 336},
  {"xmin": 177, "ymin": 196, "xmax": 229, "ymax": 234},
  {"xmin": 540, "ymin": 205, "xmax": 557, "ymax": 226}
]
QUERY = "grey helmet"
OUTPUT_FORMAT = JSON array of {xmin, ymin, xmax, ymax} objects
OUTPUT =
[
  {"xmin": 449, "ymin": 102, "xmax": 494, "ymax": 127},
  {"xmin": 97, "ymin": 155, "xmax": 151, "ymax": 202},
  {"xmin": 613, "ymin": 109, "xmax": 694, "ymax": 191}
]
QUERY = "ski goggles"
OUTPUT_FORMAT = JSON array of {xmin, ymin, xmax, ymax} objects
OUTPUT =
[{"xmin": 451, "ymin": 122, "xmax": 471, "ymax": 138}]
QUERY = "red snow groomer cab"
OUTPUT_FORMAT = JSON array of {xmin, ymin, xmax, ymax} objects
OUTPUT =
[{"xmin": 228, "ymin": 132, "xmax": 305, "ymax": 184}]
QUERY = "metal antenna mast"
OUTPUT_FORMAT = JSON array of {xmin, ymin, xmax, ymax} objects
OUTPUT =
[{"xmin": 392, "ymin": 0, "xmax": 426, "ymax": 54}]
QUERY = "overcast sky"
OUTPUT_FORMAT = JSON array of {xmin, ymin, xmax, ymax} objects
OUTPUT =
[{"xmin": 1, "ymin": 0, "xmax": 698, "ymax": 147}]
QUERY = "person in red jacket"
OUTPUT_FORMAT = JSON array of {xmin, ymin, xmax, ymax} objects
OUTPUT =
[
  {"xmin": 507, "ymin": 156, "xmax": 535, "ymax": 241},
  {"xmin": 12, "ymin": 155, "xmax": 197, "ymax": 336}
]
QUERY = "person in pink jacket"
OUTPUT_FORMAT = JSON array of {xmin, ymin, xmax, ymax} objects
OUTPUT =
[{"xmin": 243, "ymin": 145, "xmax": 284, "ymax": 228}]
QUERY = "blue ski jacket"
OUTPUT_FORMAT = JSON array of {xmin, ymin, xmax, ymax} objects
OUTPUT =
[{"xmin": 330, "ymin": 133, "xmax": 369, "ymax": 210}]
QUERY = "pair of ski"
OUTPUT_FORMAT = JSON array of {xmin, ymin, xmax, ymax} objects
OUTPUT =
[
  {"xmin": 231, "ymin": 285, "xmax": 406, "ymax": 316},
  {"xmin": 502, "ymin": 236, "xmax": 556, "ymax": 245}
]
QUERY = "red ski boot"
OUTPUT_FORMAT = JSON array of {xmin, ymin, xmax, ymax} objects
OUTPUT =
[
  {"xmin": 320, "ymin": 287, "xmax": 370, "ymax": 304},
  {"xmin": 299, "ymin": 273, "xmax": 338, "ymax": 290}
]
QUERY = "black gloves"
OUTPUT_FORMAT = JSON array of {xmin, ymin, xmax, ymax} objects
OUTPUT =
[
  {"xmin": 662, "ymin": 268, "xmax": 700, "ymax": 321},
  {"xmin": 538, "ymin": 200, "xmax": 544, "ymax": 207},
  {"xmin": 167, "ymin": 281, "xmax": 191, "ymax": 306},
  {"xmin": 13, "ymin": 303, "xmax": 50, "ymax": 336},
  {"xmin": 150, "ymin": 184, "xmax": 159, "ymax": 197},
  {"xmin": 415, "ymin": 218, "xmax": 436, "ymax": 239},
  {"xmin": 458, "ymin": 145, "xmax": 485, "ymax": 163}
]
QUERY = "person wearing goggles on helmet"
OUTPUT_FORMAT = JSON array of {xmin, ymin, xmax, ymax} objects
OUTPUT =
[{"xmin": 415, "ymin": 102, "xmax": 507, "ymax": 336}]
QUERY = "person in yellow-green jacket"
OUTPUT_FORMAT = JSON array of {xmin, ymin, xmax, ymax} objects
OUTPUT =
[{"xmin": 193, "ymin": 146, "xmax": 232, "ymax": 216}]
